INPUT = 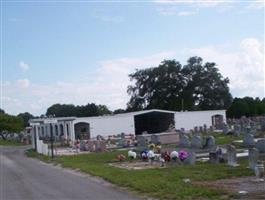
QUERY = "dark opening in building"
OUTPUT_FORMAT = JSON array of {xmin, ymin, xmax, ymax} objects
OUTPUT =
[
  {"xmin": 134, "ymin": 111, "xmax": 175, "ymax": 135},
  {"xmin": 74, "ymin": 122, "xmax": 90, "ymax": 140},
  {"xmin": 212, "ymin": 114, "xmax": 224, "ymax": 129}
]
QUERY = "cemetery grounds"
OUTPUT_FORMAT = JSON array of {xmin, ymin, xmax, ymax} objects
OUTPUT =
[{"xmin": 26, "ymin": 131, "xmax": 265, "ymax": 200}]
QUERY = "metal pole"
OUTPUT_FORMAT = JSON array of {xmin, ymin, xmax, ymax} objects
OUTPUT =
[
  {"xmin": 34, "ymin": 126, "xmax": 37, "ymax": 151},
  {"xmin": 50, "ymin": 124, "xmax": 54, "ymax": 159}
]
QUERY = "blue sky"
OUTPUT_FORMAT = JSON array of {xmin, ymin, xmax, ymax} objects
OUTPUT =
[{"xmin": 1, "ymin": 0, "xmax": 264, "ymax": 115}]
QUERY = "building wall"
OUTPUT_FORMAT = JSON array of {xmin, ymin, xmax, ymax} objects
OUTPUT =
[
  {"xmin": 73, "ymin": 115, "xmax": 135, "ymax": 138},
  {"xmin": 174, "ymin": 110, "xmax": 226, "ymax": 130}
]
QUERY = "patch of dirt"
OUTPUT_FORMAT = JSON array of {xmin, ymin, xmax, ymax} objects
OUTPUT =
[
  {"xmin": 194, "ymin": 176, "xmax": 265, "ymax": 199},
  {"xmin": 109, "ymin": 161, "xmax": 164, "ymax": 170}
]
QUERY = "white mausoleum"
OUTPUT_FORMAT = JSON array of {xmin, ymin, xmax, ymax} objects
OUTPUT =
[{"xmin": 30, "ymin": 109, "xmax": 226, "ymax": 142}]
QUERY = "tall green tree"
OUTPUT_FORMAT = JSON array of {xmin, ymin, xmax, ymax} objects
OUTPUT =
[
  {"xmin": 227, "ymin": 97, "xmax": 265, "ymax": 118},
  {"xmin": 46, "ymin": 103, "xmax": 112, "ymax": 117},
  {"xmin": 182, "ymin": 57, "xmax": 232, "ymax": 110},
  {"xmin": 17, "ymin": 112, "xmax": 34, "ymax": 127},
  {"xmin": 127, "ymin": 57, "xmax": 232, "ymax": 111},
  {"xmin": 113, "ymin": 109, "xmax": 126, "ymax": 114},
  {"xmin": 0, "ymin": 114, "xmax": 24, "ymax": 140},
  {"xmin": 127, "ymin": 60, "xmax": 185, "ymax": 111}
]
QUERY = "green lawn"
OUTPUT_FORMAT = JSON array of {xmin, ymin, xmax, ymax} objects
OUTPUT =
[
  {"xmin": 0, "ymin": 139, "xmax": 23, "ymax": 146},
  {"xmin": 211, "ymin": 133, "xmax": 243, "ymax": 145},
  {"xmin": 26, "ymin": 149, "xmax": 255, "ymax": 200}
]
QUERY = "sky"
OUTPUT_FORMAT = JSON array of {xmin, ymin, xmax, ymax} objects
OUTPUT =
[{"xmin": 1, "ymin": 0, "xmax": 264, "ymax": 116}]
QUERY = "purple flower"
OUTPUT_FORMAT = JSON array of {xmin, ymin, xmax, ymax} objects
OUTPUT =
[{"xmin": 178, "ymin": 150, "xmax": 188, "ymax": 161}]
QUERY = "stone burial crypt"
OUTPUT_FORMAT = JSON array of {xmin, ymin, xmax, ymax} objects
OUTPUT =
[{"xmin": 30, "ymin": 109, "xmax": 226, "ymax": 142}]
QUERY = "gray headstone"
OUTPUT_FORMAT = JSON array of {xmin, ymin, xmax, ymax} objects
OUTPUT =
[
  {"xmin": 184, "ymin": 151, "xmax": 196, "ymax": 165},
  {"xmin": 234, "ymin": 124, "xmax": 241, "ymax": 136},
  {"xmin": 227, "ymin": 145, "xmax": 237, "ymax": 166},
  {"xmin": 151, "ymin": 134, "xmax": 160, "ymax": 144},
  {"xmin": 80, "ymin": 140, "xmax": 86, "ymax": 151},
  {"xmin": 137, "ymin": 135, "xmax": 146, "ymax": 148},
  {"xmin": 191, "ymin": 135, "xmax": 202, "ymax": 149},
  {"xmin": 204, "ymin": 136, "xmax": 215, "ymax": 149},
  {"xmin": 179, "ymin": 133, "xmax": 190, "ymax": 148},
  {"xmin": 260, "ymin": 120, "xmax": 265, "ymax": 131},
  {"xmin": 243, "ymin": 134, "xmax": 255, "ymax": 147},
  {"xmin": 248, "ymin": 148, "xmax": 259, "ymax": 170},
  {"xmin": 209, "ymin": 126, "xmax": 214, "ymax": 132},
  {"xmin": 255, "ymin": 139, "xmax": 265, "ymax": 153},
  {"xmin": 222, "ymin": 125, "xmax": 229, "ymax": 134},
  {"xmin": 209, "ymin": 151, "xmax": 219, "ymax": 164},
  {"xmin": 118, "ymin": 138, "xmax": 126, "ymax": 147},
  {"xmin": 95, "ymin": 140, "xmax": 101, "ymax": 151},
  {"xmin": 120, "ymin": 132, "xmax": 125, "ymax": 139},
  {"xmin": 203, "ymin": 124, "xmax": 207, "ymax": 133}
]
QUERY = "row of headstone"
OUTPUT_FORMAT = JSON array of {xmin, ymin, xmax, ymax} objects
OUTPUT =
[
  {"xmin": 243, "ymin": 135, "xmax": 265, "ymax": 153},
  {"xmin": 151, "ymin": 134, "xmax": 160, "ymax": 144},
  {"xmin": 193, "ymin": 124, "xmax": 209, "ymax": 134},
  {"xmin": 79, "ymin": 140, "xmax": 106, "ymax": 152},
  {"xmin": 209, "ymin": 145, "xmax": 238, "ymax": 166},
  {"xmin": 179, "ymin": 133, "xmax": 215, "ymax": 149},
  {"xmin": 227, "ymin": 116, "xmax": 265, "ymax": 133}
]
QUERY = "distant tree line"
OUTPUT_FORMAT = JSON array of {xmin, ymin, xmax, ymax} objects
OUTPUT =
[
  {"xmin": 46, "ymin": 103, "xmax": 112, "ymax": 117},
  {"xmin": 227, "ymin": 97, "xmax": 265, "ymax": 118},
  {"xmin": 0, "ymin": 111, "xmax": 24, "ymax": 140}
]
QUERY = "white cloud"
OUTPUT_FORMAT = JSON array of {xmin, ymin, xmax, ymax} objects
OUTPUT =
[
  {"xmin": 2, "ymin": 51, "xmax": 176, "ymax": 115},
  {"xmin": 184, "ymin": 38, "xmax": 264, "ymax": 98},
  {"xmin": 16, "ymin": 79, "xmax": 30, "ymax": 88},
  {"xmin": 19, "ymin": 61, "xmax": 30, "ymax": 71},
  {"xmin": 1, "ymin": 96, "xmax": 23, "ymax": 112}
]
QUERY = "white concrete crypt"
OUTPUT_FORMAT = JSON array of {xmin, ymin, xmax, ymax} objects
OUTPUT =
[{"xmin": 30, "ymin": 109, "xmax": 226, "ymax": 142}]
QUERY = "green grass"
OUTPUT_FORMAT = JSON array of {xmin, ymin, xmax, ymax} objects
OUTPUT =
[
  {"xmin": 25, "ymin": 149, "xmax": 55, "ymax": 163},
  {"xmin": 211, "ymin": 133, "xmax": 243, "ymax": 145},
  {"xmin": 0, "ymin": 139, "xmax": 23, "ymax": 146},
  {"xmin": 26, "ymin": 149, "xmax": 255, "ymax": 200}
]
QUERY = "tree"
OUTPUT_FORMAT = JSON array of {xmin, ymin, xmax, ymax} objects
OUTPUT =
[
  {"xmin": 113, "ymin": 109, "xmax": 126, "ymax": 114},
  {"xmin": 127, "ymin": 57, "xmax": 232, "ymax": 111},
  {"xmin": 227, "ymin": 97, "xmax": 265, "ymax": 118},
  {"xmin": 46, "ymin": 104, "xmax": 76, "ymax": 117},
  {"xmin": 17, "ymin": 112, "xmax": 34, "ymax": 127},
  {"xmin": 0, "ymin": 114, "xmax": 24, "ymax": 140},
  {"xmin": 46, "ymin": 103, "xmax": 112, "ymax": 117},
  {"xmin": 127, "ymin": 60, "xmax": 185, "ymax": 111},
  {"xmin": 182, "ymin": 57, "xmax": 232, "ymax": 110},
  {"xmin": 0, "ymin": 109, "xmax": 5, "ymax": 114}
]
